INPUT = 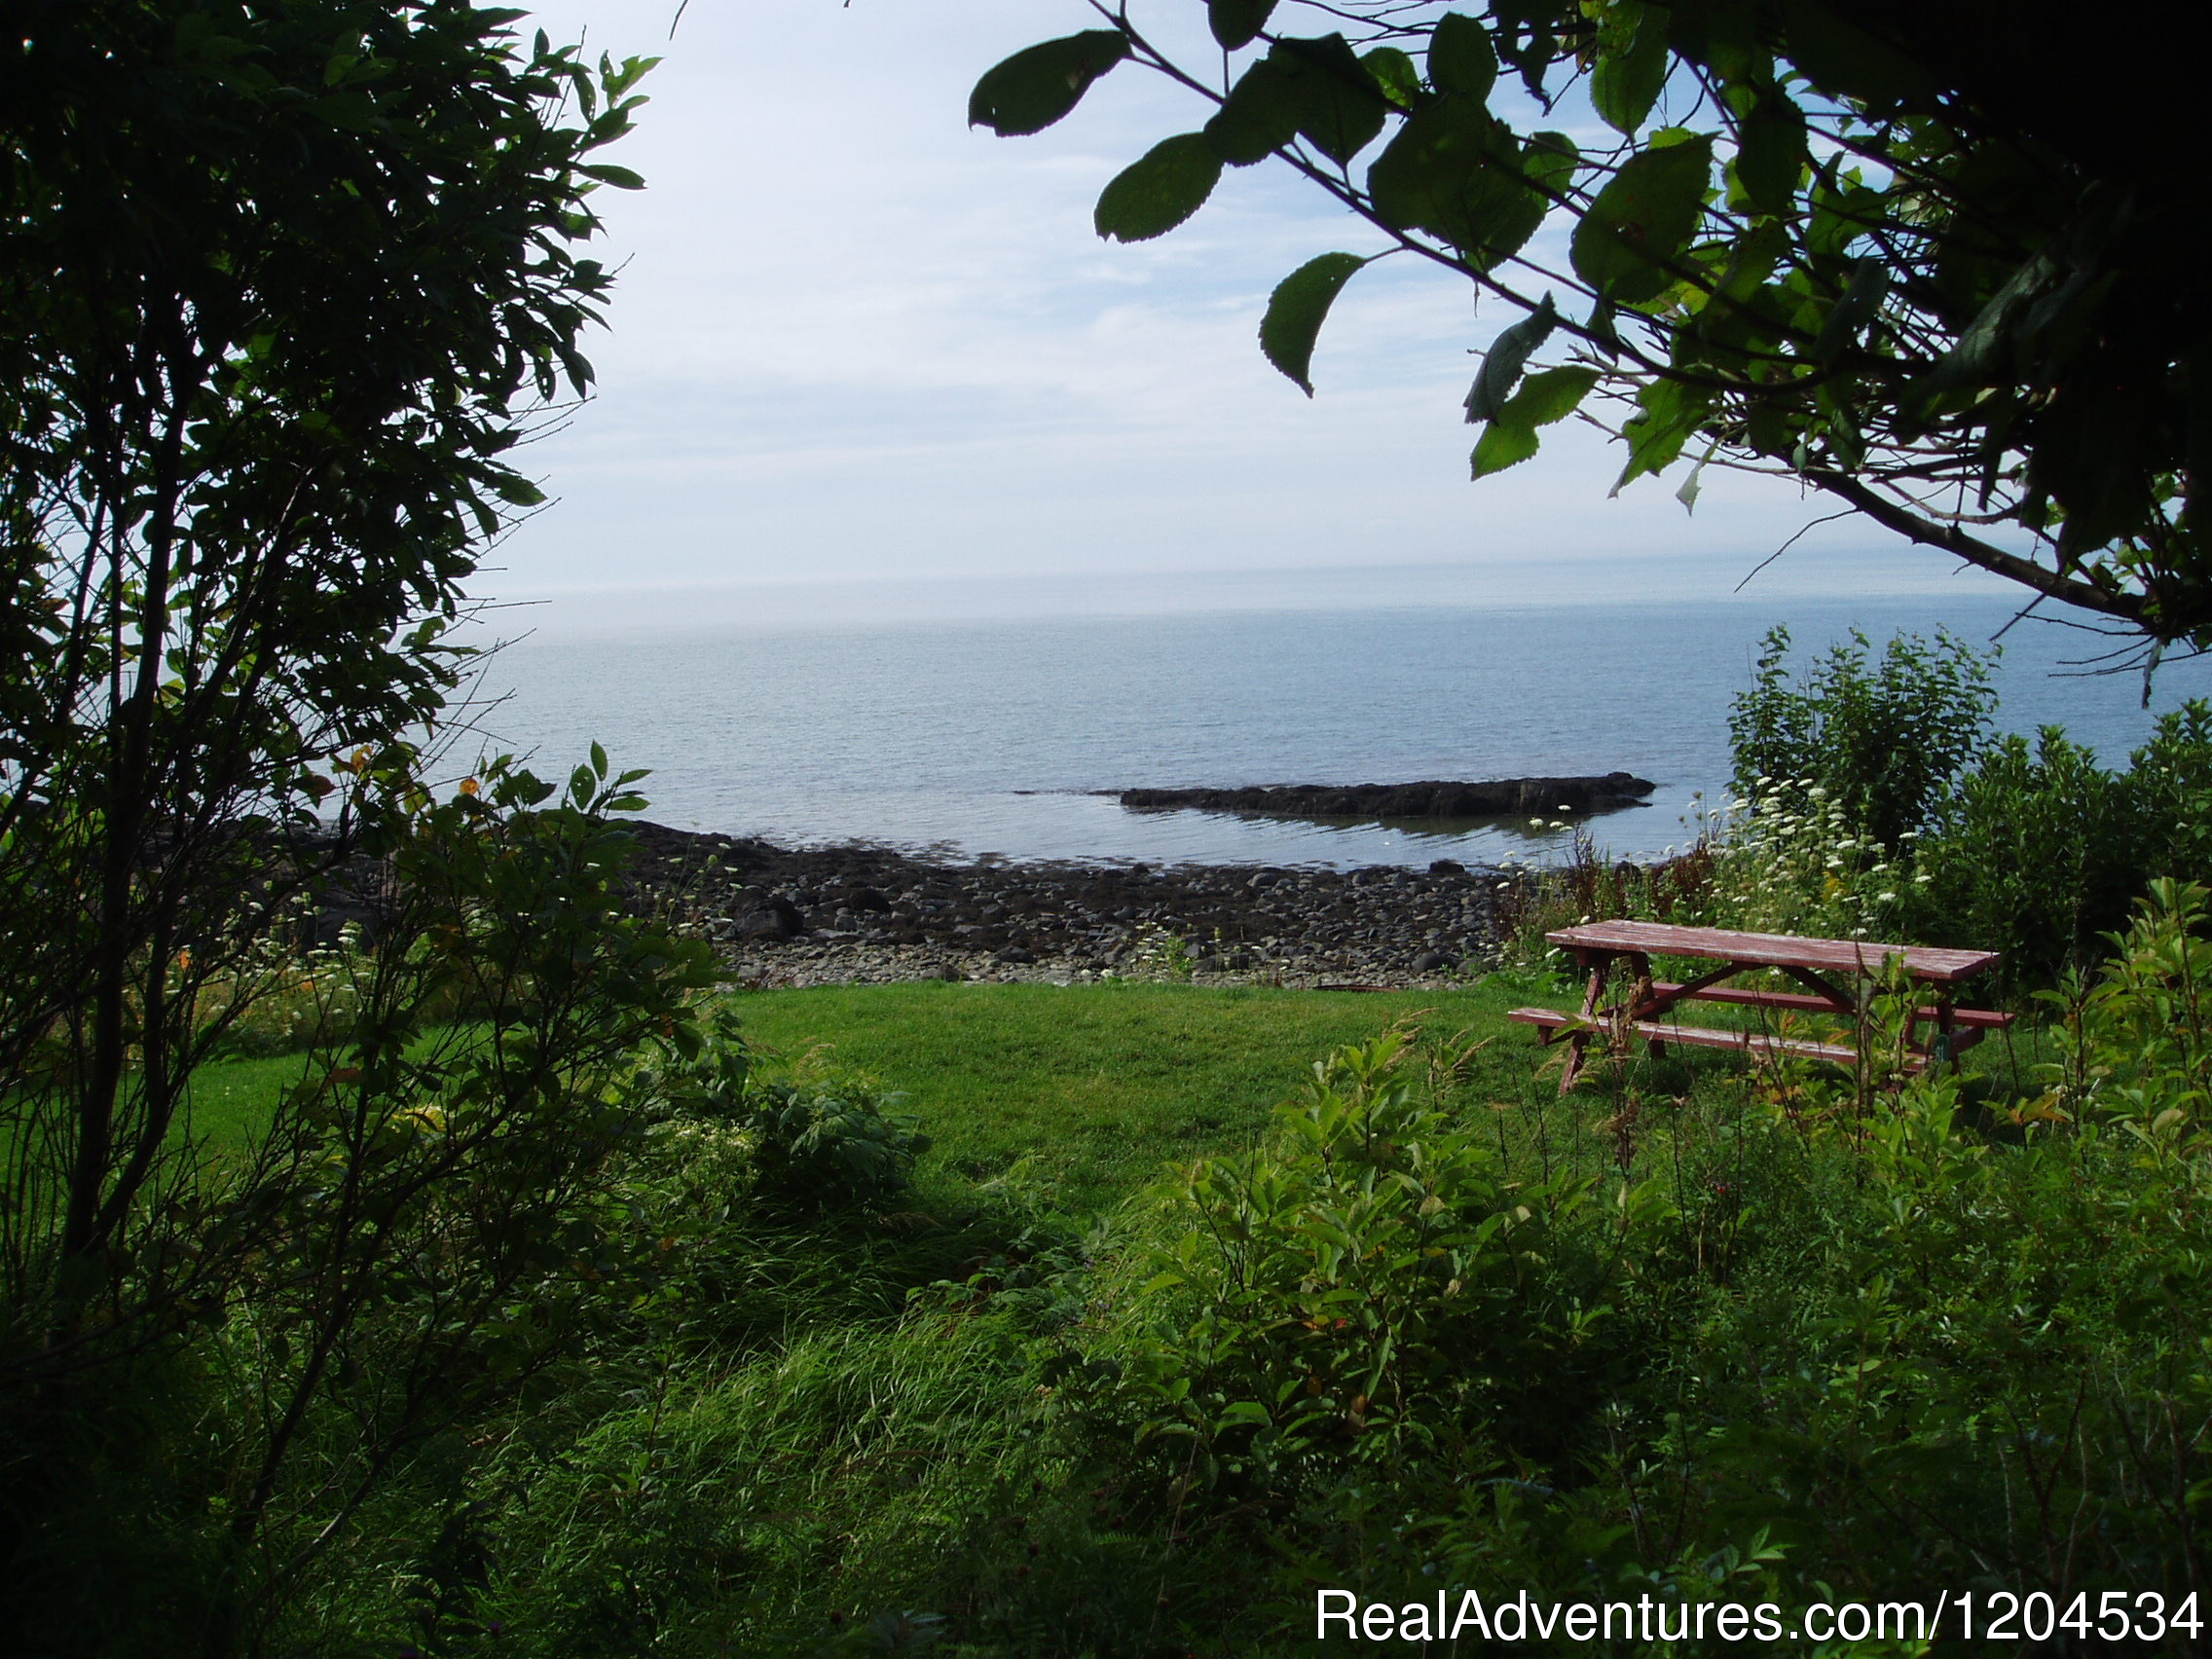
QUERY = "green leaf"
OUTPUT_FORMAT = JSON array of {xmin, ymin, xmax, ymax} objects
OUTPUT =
[
  {"xmin": 968, "ymin": 31, "xmax": 1130, "ymax": 136},
  {"xmin": 1504, "ymin": 364, "xmax": 1601, "ymax": 427},
  {"xmin": 1427, "ymin": 12, "xmax": 1497, "ymax": 103},
  {"xmin": 1096, "ymin": 134, "xmax": 1223, "ymax": 242},
  {"xmin": 1523, "ymin": 129, "xmax": 1581, "ymax": 196},
  {"xmin": 490, "ymin": 473, "xmax": 546, "ymax": 507},
  {"xmin": 1663, "ymin": 0, "xmax": 1765, "ymax": 80},
  {"xmin": 1204, "ymin": 56, "xmax": 1304, "ymax": 166},
  {"xmin": 1778, "ymin": 0, "xmax": 1938, "ymax": 110},
  {"xmin": 1260, "ymin": 252, "xmax": 1369, "ymax": 394},
  {"xmin": 1208, "ymin": 0, "xmax": 1278, "ymax": 51},
  {"xmin": 1275, "ymin": 35, "xmax": 1388, "ymax": 165},
  {"xmin": 1462, "ymin": 294, "xmax": 1558, "ymax": 424},
  {"xmin": 1569, "ymin": 135, "xmax": 1714, "ymax": 304},
  {"xmin": 1812, "ymin": 256, "xmax": 1890, "ymax": 360},
  {"xmin": 1591, "ymin": 0, "xmax": 1670, "ymax": 135},
  {"xmin": 1367, "ymin": 101, "xmax": 1544, "ymax": 268},
  {"xmin": 1361, "ymin": 47, "xmax": 1420, "ymax": 109},
  {"xmin": 578, "ymin": 163, "xmax": 645, "ymax": 191},
  {"xmin": 1470, "ymin": 418, "xmax": 1541, "ymax": 478},
  {"xmin": 1732, "ymin": 94, "xmax": 1806, "ymax": 216},
  {"xmin": 1675, "ymin": 438, "xmax": 1717, "ymax": 512},
  {"xmin": 1928, "ymin": 250, "xmax": 2057, "ymax": 390},
  {"xmin": 1611, "ymin": 377, "xmax": 1714, "ymax": 493}
]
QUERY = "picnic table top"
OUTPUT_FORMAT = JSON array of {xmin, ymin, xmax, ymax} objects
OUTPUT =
[{"xmin": 1543, "ymin": 920, "xmax": 2002, "ymax": 984}]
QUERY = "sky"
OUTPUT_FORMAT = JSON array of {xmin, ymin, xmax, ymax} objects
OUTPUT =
[{"xmin": 488, "ymin": 0, "xmax": 2016, "ymax": 621}]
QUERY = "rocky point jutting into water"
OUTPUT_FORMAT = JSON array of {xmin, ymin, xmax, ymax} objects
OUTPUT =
[{"xmin": 1117, "ymin": 772, "xmax": 1656, "ymax": 821}]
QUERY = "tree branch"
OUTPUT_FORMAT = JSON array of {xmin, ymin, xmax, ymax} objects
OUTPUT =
[{"xmin": 1804, "ymin": 468, "xmax": 2148, "ymax": 629}]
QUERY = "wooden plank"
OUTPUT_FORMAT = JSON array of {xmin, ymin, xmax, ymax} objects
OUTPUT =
[
  {"xmin": 1545, "ymin": 920, "xmax": 1999, "ymax": 983},
  {"xmin": 1646, "ymin": 982, "xmax": 2016, "ymax": 1027},
  {"xmin": 1506, "ymin": 1006, "xmax": 1876, "ymax": 1068},
  {"xmin": 1508, "ymin": 1006, "xmax": 1578, "ymax": 1036},
  {"xmin": 1629, "ymin": 1018, "xmax": 1866, "ymax": 1066}
]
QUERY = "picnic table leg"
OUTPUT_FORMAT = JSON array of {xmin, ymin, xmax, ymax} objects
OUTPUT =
[
  {"xmin": 1935, "ymin": 989, "xmax": 1959, "ymax": 1073},
  {"xmin": 1625, "ymin": 951, "xmax": 1664, "ymax": 1056},
  {"xmin": 1559, "ymin": 952, "xmax": 1611, "ymax": 1094}
]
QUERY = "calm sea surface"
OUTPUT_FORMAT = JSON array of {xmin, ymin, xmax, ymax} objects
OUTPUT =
[{"xmin": 462, "ymin": 584, "xmax": 2212, "ymax": 869}]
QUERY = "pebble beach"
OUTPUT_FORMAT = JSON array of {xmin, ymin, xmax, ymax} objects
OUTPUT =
[{"xmin": 622, "ymin": 819, "xmax": 1529, "ymax": 990}]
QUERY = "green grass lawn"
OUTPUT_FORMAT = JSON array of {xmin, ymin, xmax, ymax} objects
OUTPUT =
[
  {"xmin": 726, "ymin": 978, "xmax": 1517, "ymax": 1214},
  {"xmin": 175, "ymin": 972, "xmax": 2047, "ymax": 1217},
  {"xmin": 170, "ymin": 981, "xmax": 1518, "ymax": 1212},
  {"xmin": 179, "ymin": 1050, "xmax": 316, "ymax": 1147}
]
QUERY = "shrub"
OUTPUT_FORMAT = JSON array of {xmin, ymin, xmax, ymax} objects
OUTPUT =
[
  {"xmin": 1913, "ymin": 727, "xmax": 2147, "ymax": 987},
  {"xmin": 737, "ymin": 1083, "xmax": 933, "ymax": 1213},
  {"xmin": 639, "ymin": 1010, "xmax": 932, "ymax": 1214},
  {"xmin": 1729, "ymin": 623, "xmax": 1997, "ymax": 846},
  {"xmin": 2121, "ymin": 699, "xmax": 2212, "ymax": 887},
  {"xmin": 2041, "ymin": 876, "xmax": 2212, "ymax": 1144},
  {"xmin": 4, "ymin": 752, "xmax": 721, "ymax": 1657},
  {"xmin": 1722, "ymin": 624, "xmax": 2212, "ymax": 996},
  {"xmin": 1059, "ymin": 1033, "xmax": 1630, "ymax": 1507}
]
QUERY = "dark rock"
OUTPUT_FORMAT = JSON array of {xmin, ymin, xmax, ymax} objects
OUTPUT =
[
  {"xmin": 1118, "ymin": 773, "xmax": 1657, "ymax": 822},
  {"xmin": 1411, "ymin": 949, "xmax": 1453, "ymax": 974},
  {"xmin": 731, "ymin": 895, "xmax": 806, "ymax": 940},
  {"xmin": 1428, "ymin": 859, "xmax": 1465, "ymax": 875}
]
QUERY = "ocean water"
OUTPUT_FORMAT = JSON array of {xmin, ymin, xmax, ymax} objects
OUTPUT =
[{"xmin": 458, "ymin": 579, "xmax": 2212, "ymax": 869}]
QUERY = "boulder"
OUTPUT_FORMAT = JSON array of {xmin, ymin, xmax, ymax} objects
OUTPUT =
[{"xmin": 730, "ymin": 895, "xmax": 806, "ymax": 940}]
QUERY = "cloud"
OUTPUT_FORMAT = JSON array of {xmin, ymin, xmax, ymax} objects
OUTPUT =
[{"xmin": 493, "ymin": 2, "xmax": 1998, "ymax": 600}]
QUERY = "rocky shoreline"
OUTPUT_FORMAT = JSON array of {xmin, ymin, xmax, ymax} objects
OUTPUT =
[{"xmin": 619, "ymin": 821, "xmax": 1528, "ymax": 989}]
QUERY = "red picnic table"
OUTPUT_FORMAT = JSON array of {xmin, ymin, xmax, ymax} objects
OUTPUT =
[{"xmin": 1507, "ymin": 919, "xmax": 2012, "ymax": 1092}]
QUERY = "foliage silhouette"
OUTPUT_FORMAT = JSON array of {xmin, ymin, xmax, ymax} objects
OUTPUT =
[{"xmin": 973, "ymin": 1, "xmax": 2210, "ymax": 651}]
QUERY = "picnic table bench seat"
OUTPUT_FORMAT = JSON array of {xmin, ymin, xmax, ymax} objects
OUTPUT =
[
  {"xmin": 1506, "ymin": 920, "xmax": 2013, "ymax": 1092},
  {"xmin": 1505, "ymin": 1006, "xmax": 1866, "ymax": 1067}
]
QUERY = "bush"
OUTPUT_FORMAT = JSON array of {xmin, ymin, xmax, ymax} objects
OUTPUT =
[
  {"xmin": 736, "ymin": 1082, "xmax": 933, "ymax": 1213},
  {"xmin": 1721, "ymin": 625, "xmax": 2212, "ymax": 996},
  {"xmin": 1893, "ymin": 702, "xmax": 2212, "ymax": 992},
  {"xmin": 634, "ymin": 1010, "xmax": 932, "ymax": 1215},
  {"xmin": 1913, "ymin": 727, "xmax": 2147, "ymax": 986},
  {"xmin": 3, "ymin": 753, "xmax": 722, "ymax": 1657},
  {"xmin": 1729, "ymin": 624, "xmax": 1998, "ymax": 847},
  {"xmin": 1058, "ymin": 1033, "xmax": 1631, "ymax": 1509},
  {"xmin": 2121, "ymin": 698, "xmax": 2212, "ymax": 887},
  {"xmin": 2041, "ymin": 876, "xmax": 2212, "ymax": 1142}
]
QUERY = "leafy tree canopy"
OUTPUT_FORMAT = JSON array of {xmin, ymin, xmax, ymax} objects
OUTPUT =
[
  {"xmin": 0, "ymin": 0, "xmax": 656, "ymax": 1379},
  {"xmin": 972, "ymin": 1, "xmax": 2207, "ymax": 656},
  {"xmin": 1, "ymin": 8, "xmax": 720, "ymax": 1640}
]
